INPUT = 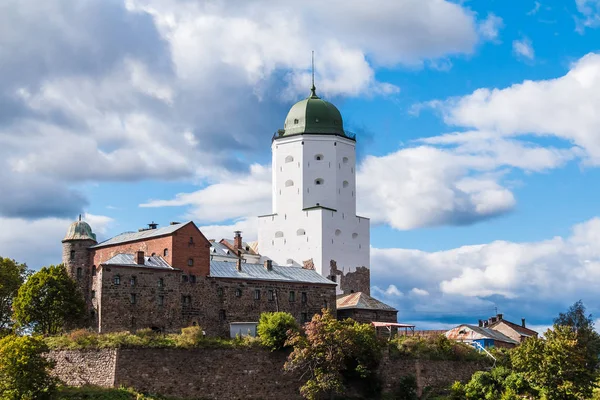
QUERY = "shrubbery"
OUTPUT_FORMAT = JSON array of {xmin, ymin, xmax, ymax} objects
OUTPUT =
[
  {"xmin": 389, "ymin": 334, "xmax": 486, "ymax": 361},
  {"xmin": 0, "ymin": 334, "xmax": 57, "ymax": 400},
  {"xmin": 257, "ymin": 312, "xmax": 299, "ymax": 351}
]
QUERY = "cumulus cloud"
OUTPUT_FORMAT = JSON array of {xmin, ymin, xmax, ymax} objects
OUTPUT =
[
  {"xmin": 427, "ymin": 53, "xmax": 600, "ymax": 164},
  {"xmin": 370, "ymin": 217, "xmax": 600, "ymax": 324},
  {"xmin": 513, "ymin": 38, "xmax": 535, "ymax": 60},
  {"xmin": 478, "ymin": 13, "xmax": 504, "ymax": 42},
  {"xmin": 575, "ymin": 0, "xmax": 600, "ymax": 32}
]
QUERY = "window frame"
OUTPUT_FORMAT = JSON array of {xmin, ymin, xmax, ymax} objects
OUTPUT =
[
  {"xmin": 254, "ymin": 289, "xmax": 261, "ymax": 300},
  {"xmin": 289, "ymin": 291, "xmax": 296, "ymax": 302}
]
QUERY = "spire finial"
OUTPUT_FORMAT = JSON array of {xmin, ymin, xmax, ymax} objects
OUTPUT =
[
  {"xmin": 78, "ymin": 214, "xmax": 82, "ymax": 222},
  {"xmin": 310, "ymin": 50, "xmax": 317, "ymax": 98}
]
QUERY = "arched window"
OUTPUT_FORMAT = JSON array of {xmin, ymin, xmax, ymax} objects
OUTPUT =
[
  {"xmin": 315, "ymin": 154, "xmax": 323, "ymax": 161},
  {"xmin": 285, "ymin": 180, "xmax": 294, "ymax": 187},
  {"xmin": 76, "ymin": 267, "xmax": 82, "ymax": 278},
  {"xmin": 297, "ymin": 229, "xmax": 306, "ymax": 236},
  {"xmin": 285, "ymin": 155, "xmax": 294, "ymax": 163},
  {"xmin": 352, "ymin": 233, "xmax": 358, "ymax": 239},
  {"xmin": 343, "ymin": 157, "xmax": 349, "ymax": 163},
  {"xmin": 343, "ymin": 180, "xmax": 349, "ymax": 188},
  {"xmin": 315, "ymin": 178, "xmax": 324, "ymax": 185},
  {"xmin": 163, "ymin": 248, "xmax": 169, "ymax": 257},
  {"xmin": 335, "ymin": 229, "xmax": 341, "ymax": 236},
  {"xmin": 275, "ymin": 231, "xmax": 284, "ymax": 238}
]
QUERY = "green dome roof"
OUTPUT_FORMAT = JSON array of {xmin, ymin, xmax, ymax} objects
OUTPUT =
[
  {"xmin": 62, "ymin": 218, "xmax": 97, "ymax": 242},
  {"xmin": 278, "ymin": 86, "xmax": 348, "ymax": 138}
]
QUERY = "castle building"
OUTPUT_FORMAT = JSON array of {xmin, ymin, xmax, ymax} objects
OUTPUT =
[
  {"xmin": 258, "ymin": 85, "xmax": 370, "ymax": 295},
  {"xmin": 61, "ymin": 85, "xmax": 397, "ymax": 336}
]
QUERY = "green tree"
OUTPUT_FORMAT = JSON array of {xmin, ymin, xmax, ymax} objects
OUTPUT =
[
  {"xmin": 257, "ymin": 312, "xmax": 299, "ymax": 351},
  {"xmin": 284, "ymin": 309, "xmax": 382, "ymax": 400},
  {"xmin": 13, "ymin": 264, "xmax": 85, "ymax": 335},
  {"xmin": 0, "ymin": 258, "xmax": 29, "ymax": 334},
  {"xmin": 512, "ymin": 325, "xmax": 596, "ymax": 400},
  {"xmin": 554, "ymin": 300, "xmax": 600, "ymax": 372},
  {"xmin": 0, "ymin": 335, "xmax": 57, "ymax": 400}
]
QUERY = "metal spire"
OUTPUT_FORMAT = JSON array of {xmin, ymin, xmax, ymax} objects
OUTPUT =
[
  {"xmin": 78, "ymin": 214, "xmax": 82, "ymax": 222},
  {"xmin": 310, "ymin": 50, "xmax": 317, "ymax": 98}
]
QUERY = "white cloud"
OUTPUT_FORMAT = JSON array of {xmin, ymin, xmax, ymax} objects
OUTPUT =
[
  {"xmin": 373, "ymin": 284, "xmax": 403, "ymax": 298},
  {"xmin": 410, "ymin": 288, "xmax": 430, "ymax": 296},
  {"xmin": 428, "ymin": 53, "xmax": 600, "ymax": 164},
  {"xmin": 478, "ymin": 13, "xmax": 504, "ymax": 41},
  {"xmin": 575, "ymin": 0, "xmax": 600, "ymax": 32},
  {"xmin": 527, "ymin": 2, "xmax": 542, "ymax": 16},
  {"xmin": 512, "ymin": 38, "xmax": 535, "ymax": 60}
]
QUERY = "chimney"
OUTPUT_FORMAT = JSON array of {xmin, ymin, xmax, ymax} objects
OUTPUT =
[
  {"xmin": 170, "ymin": 221, "xmax": 180, "ymax": 225},
  {"xmin": 264, "ymin": 259, "xmax": 273, "ymax": 271},
  {"xmin": 497, "ymin": 313, "xmax": 503, "ymax": 321},
  {"xmin": 489, "ymin": 316, "xmax": 497, "ymax": 324},
  {"xmin": 136, "ymin": 251, "xmax": 145, "ymax": 265},
  {"xmin": 234, "ymin": 231, "xmax": 243, "ymax": 250},
  {"xmin": 236, "ymin": 258, "xmax": 242, "ymax": 272},
  {"xmin": 478, "ymin": 319, "xmax": 483, "ymax": 327},
  {"xmin": 148, "ymin": 221, "xmax": 158, "ymax": 230},
  {"xmin": 521, "ymin": 318, "xmax": 526, "ymax": 328}
]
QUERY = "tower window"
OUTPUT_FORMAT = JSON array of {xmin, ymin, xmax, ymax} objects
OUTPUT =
[
  {"xmin": 294, "ymin": 118, "xmax": 299, "ymax": 124},
  {"xmin": 275, "ymin": 231, "xmax": 284, "ymax": 238},
  {"xmin": 285, "ymin": 155, "xmax": 294, "ymax": 163},
  {"xmin": 343, "ymin": 181, "xmax": 349, "ymax": 188},
  {"xmin": 315, "ymin": 154, "xmax": 323, "ymax": 161},
  {"xmin": 297, "ymin": 229, "xmax": 306, "ymax": 236},
  {"xmin": 315, "ymin": 178, "xmax": 324, "ymax": 185},
  {"xmin": 285, "ymin": 180, "xmax": 294, "ymax": 187},
  {"xmin": 335, "ymin": 229, "xmax": 341, "ymax": 236},
  {"xmin": 76, "ymin": 267, "xmax": 82, "ymax": 278},
  {"xmin": 343, "ymin": 157, "xmax": 349, "ymax": 163},
  {"xmin": 352, "ymin": 233, "xmax": 358, "ymax": 239},
  {"xmin": 163, "ymin": 248, "xmax": 169, "ymax": 257},
  {"xmin": 70, "ymin": 250, "xmax": 75, "ymax": 260}
]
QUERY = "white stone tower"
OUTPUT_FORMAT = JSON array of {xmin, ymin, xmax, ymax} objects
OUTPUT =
[{"xmin": 258, "ymin": 84, "xmax": 370, "ymax": 294}]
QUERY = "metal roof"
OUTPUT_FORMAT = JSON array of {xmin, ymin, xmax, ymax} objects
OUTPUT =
[
  {"xmin": 220, "ymin": 239, "xmax": 259, "ymax": 255},
  {"xmin": 63, "ymin": 220, "xmax": 97, "ymax": 242},
  {"xmin": 91, "ymin": 222, "xmax": 191, "ymax": 249},
  {"xmin": 336, "ymin": 292, "xmax": 398, "ymax": 311},
  {"xmin": 209, "ymin": 260, "xmax": 336, "ymax": 285},
  {"xmin": 488, "ymin": 319, "xmax": 538, "ymax": 337},
  {"xmin": 446, "ymin": 324, "xmax": 518, "ymax": 344},
  {"xmin": 210, "ymin": 241, "xmax": 239, "ymax": 259},
  {"xmin": 101, "ymin": 254, "xmax": 176, "ymax": 270}
]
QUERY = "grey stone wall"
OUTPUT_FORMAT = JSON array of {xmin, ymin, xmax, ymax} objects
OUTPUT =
[{"xmin": 48, "ymin": 349, "xmax": 117, "ymax": 388}]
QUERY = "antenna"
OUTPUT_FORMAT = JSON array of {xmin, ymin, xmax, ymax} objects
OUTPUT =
[{"xmin": 310, "ymin": 51, "xmax": 317, "ymax": 97}]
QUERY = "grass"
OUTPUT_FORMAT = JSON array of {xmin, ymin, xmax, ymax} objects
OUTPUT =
[
  {"xmin": 45, "ymin": 326, "xmax": 261, "ymax": 351},
  {"xmin": 388, "ymin": 334, "xmax": 487, "ymax": 362},
  {"xmin": 57, "ymin": 386, "xmax": 189, "ymax": 399}
]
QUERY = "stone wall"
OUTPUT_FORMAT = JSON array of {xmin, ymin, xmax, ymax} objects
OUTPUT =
[
  {"xmin": 48, "ymin": 349, "xmax": 117, "ymax": 388},
  {"xmin": 50, "ymin": 347, "xmax": 488, "ymax": 399}
]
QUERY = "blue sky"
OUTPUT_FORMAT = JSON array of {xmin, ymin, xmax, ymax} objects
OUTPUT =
[{"xmin": 3, "ymin": 0, "xmax": 600, "ymax": 331}]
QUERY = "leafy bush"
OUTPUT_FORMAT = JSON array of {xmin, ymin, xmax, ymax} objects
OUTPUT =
[
  {"xmin": 57, "ymin": 385, "xmax": 185, "ymax": 399},
  {"xmin": 389, "ymin": 334, "xmax": 486, "ymax": 361},
  {"xmin": 257, "ymin": 312, "xmax": 299, "ymax": 351},
  {"xmin": 0, "ymin": 334, "xmax": 57, "ymax": 400}
]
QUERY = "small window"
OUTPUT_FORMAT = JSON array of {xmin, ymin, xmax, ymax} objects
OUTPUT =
[
  {"xmin": 286, "ymin": 259, "xmax": 294, "ymax": 265},
  {"xmin": 188, "ymin": 258, "xmax": 194, "ymax": 266},
  {"xmin": 301, "ymin": 313, "xmax": 308, "ymax": 323},
  {"xmin": 315, "ymin": 154, "xmax": 323, "ymax": 161},
  {"xmin": 268, "ymin": 290, "xmax": 274, "ymax": 301},
  {"xmin": 352, "ymin": 233, "xmax": 358, "ymax": 239},
  {"xmin": 323, "ymin": 300, "xmax": 328, "ymax": 309},
  {"xmin": 235, "ymin": 288, "xmax": 242, "ymax": 297},
  {"xmin": 189, "ymin": 236, "xmax": 194, "ymax": 244},
  {"xmin": 254, "ymin": 289, "xmax": 261, "ymax": 300},
  {"xmin": 217, "ymin": 287, "xmax": 224, "ymax": 296},
  {"xmin": 335, "ymin": 229, "xmax": 341, "ymax": 236},
  {"xmin": 285, "ymin": 180, "xmax": 294, "ymax": 187},
  {"xmin": 275, "ymin": 231, "xmax": 284, "ymax": 238},
  {"xmin": 114, "ymin": 275, "xmax": 121, "ymax": 285},
  {"xmin": 182, "ymin": 275, "xmax": 189, "ymax": 283},
  {"xmin": 343, "ymin": 180, "xmax": 349, "ymax": 188},
  {"xmin": 315, "ymin": 178, "xmax": 324, "ymax": 185},
  {"xmin": 130, "ymin": 293, "xmax": 137, "ymax": 304},
  {"xmin": 76, "ymin": 267, "xmax": 82, "ymax": 278},
  {"xmin": 302, "ymin": 292, "xmax": 307, "ymax": 303},
  {"xmin": 289, "ymin": 291, "xmax": 296, "ymax": 302},
  {"xmin": 190, "ymin": 275, "xmax": 197, "ymax": 283},
  {"xmin": 92, "ymin": 266, "xmax": 96, "ymax": 276},
  {"xmin": 130, "ymin": 276, "xmax": 136, "ymax": 286},
  {"xmin": 294, "ymin": 118, "xmax": 299, "ymax": 124},
  {"xmin": 91, "ymin": 290, "xmax": 96, "ymax": 299},
  {"xmin": 343, "ymin": 157, "xmax": 349, "ymax": 163},
  {"xmin": 163, "ymin": 248, "xmax": 169, "ymax": 257},
  {"xmin": 158, "ymin": 278, "xmax": 164, "ymax": 288},
  {"xmin": 285, "ymin": 155, "xmax": 294, "ymax": 163},
  {"xmin": 297, "ymin": 229, "xmax": 306, "ymax": 236},
  {"xmin": 70, "ymin": 250, "xmax": 75, "ymax": 260},
  {"xmin": 219, "ymin": 309, "xmax": 226, "ymax": 321},
  {"xmin": 158, "ymin": 295, "xmax": 164, "ymax": 306}
]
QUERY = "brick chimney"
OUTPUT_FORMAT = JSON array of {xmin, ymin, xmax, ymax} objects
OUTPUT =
[
  {"xmin": 234, "ymin": 231, "xmax": 243, "ymax": 250},
  {"xmin": 497, "ymin": 313, "xmax": 503, "ymax": 321},
  {"xmin": 521, "ymin": 318, "xmax": 526, "ymax": 328},
  {"xmin": 264, "ymin": 259, "xmax": 273, "ymax": 271},
  {"xmin": 136, "ymin": 251, "xmax": 145, "ymax": 265},
  {"xmin": 236, "ymin": 258, "xmax": 242, "ymax": 272}
]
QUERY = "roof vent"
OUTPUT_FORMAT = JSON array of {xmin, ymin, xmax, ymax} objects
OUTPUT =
[{"xmin": 148, "ymin": 221, "xmax": 158, "ymax": 230}]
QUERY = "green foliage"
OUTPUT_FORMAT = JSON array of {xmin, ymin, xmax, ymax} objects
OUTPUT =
[
  {"xmin": 56, "ymin": 385, "xmax": 187, "ymax": 399},
  {"xmin": 257, "ymin": 312, "xmax": 299, "ymax": 351},
  {"xmin": 0, "ymin": 258, "xmax": 29, "ymax": 332},
  {"xmin": 389, "ymin": 334, "xmax": 486, "ymax": 361},
  {"xmin": 284, "ymin": 309, "xmax": 383, "ymax": 400},
  {"xmin": 45, "ymin": 326, "xmax": 260, "ymax": 350},
  {"xmin": 390, "ymin": 375, "xmax": 418, "ymax": 400},
  {"xmin": 13, "ymin": 264, "xmax": 86, "ymax": 335},
  {"xmin": 0, "ymin": 334, "xmax": 57, "ymax": 400}
]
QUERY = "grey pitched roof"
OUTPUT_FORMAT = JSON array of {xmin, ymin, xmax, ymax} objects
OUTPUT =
[
  {"xmin": 210, "ymin": 241, "xmax": 239, "ymax": 259},
  {"xmin": 210, "ymin": 260, "xmax": 336, "ymax": 285},
  {"xmin": 463, "ymin": 325, "xmax": 519, "ymax": 344},
  {"xmin": 101, "ymin": 254, "xmax": 177, "ymax": 270},
  {"xmin": 336, "ymin": 292, "xmax": 397, "ymax": 311},
  {"xmin": 91, "ymin": 222, "xmax": 191, "ymax": 249}
]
